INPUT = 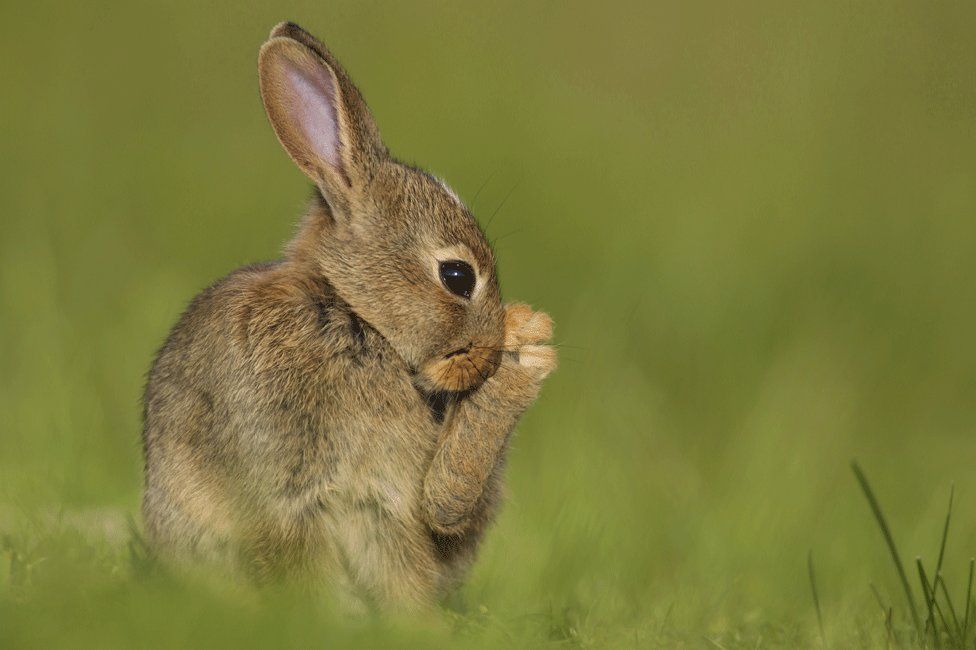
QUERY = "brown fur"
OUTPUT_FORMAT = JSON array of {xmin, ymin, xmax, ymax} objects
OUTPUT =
[{"xmin": 142, "ymin": 22, "xmax": 556, "ymax": 610}]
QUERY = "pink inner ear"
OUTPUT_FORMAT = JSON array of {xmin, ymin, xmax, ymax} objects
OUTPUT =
[{"xmin": 283, "ymin": 60, "xmax": 342, "ymax": 170}]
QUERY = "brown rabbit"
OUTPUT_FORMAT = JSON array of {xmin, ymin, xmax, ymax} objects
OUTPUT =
[{"xmin": 141, "ymin": 22, "xmax": 556, "ymax": 610}]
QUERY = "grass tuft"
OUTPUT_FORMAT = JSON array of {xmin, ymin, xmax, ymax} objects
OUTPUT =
[{"xmin": 854, "ymin": 465, "xmax": 976, "ymax": 649}]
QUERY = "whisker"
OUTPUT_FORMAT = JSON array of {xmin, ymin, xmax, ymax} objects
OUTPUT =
[
  {"xmin": 484, "ymin": 179, "xmax": 520, "ymax": 229},
  {"xmin": 551, "ymin": 341, "xmax": 586, "ymax": 351},
  {"xmin": 470, "ymin": 343, "xmax": 569, "ymax": 352},
  {"xmin": 435, "ymin": 359, "xmax": 451, "ymax": 389},
  {"xmin": 491, "ymin": 228, "xmax": 524, "ymax": 247},
  {"xmin": 468, "ymin": 356, "xmax": 490, "ymax": 384},
  {"xmin": 450, "ymin": 361, "xmax": 460, "ymax": 391},
  {"xmin": 470, "ymin": 169, "xmax": 497, "ymax": 212},
  {"xmin": 470, "ymin": 344, "xmax": 522, "ymax": 352}
]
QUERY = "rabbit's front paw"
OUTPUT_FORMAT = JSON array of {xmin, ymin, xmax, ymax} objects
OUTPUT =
[
  {"xmin": 516, "ymin": 344, "xmax": 557, "ymax": 379},
  {"xmin": 504, "ymin": 303, "xmax": 553, "ymax": 348},
  {"xmin": 503, "ymin": 303, "xmax": 557, "ymax": 380}
]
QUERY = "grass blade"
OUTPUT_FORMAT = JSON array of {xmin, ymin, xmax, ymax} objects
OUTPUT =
[
  {"xmin": 917, "ymin": 558, "xmax": 942, "ymax": 650},
  {"xmin": 933, "ymin": 485, "xmax": 954, "ymax": 584},
  {"xmin": 964, "ymin": 558, "xmax": 974, "ymax": 640},
  {"xmin": 936, "ymin": 575, "xmax": 961, "ymax": 642},
  {"xmin": 809, "ymin": 550, "xmax": 827, "ymax": 649},
  {"xmin": 915, "ymin": 557, "xmax": 952, "ymax": 650},
  {"xmin": 852, "ymin": 461, "xmax": 921, "ymax": 634},
  {"xmin": 925, "ymin": 486, "xmax": 954, "ymax": 631}
]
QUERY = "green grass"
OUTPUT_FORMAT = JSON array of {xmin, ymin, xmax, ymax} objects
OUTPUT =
[
  {"xmin": 851, "ymin": 463, "xmax": 976, "ymax": 648},
  {"xmin": 2, "ymin": 0, "xmax": 976, "ymax": 647}
]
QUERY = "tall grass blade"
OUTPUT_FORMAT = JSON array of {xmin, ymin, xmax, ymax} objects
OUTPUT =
[
  {"xmin": 917, "ymin": 558, "xmax": 942, "ymax": 650},
  {"xmin": 936, "ymin": 575, "xmax": 961, "ymax": 642},
  {"xmin": 931, "ymin": 585, "xmax": 954, "ymax": 645},
  {"xmin": 852, "ymin": 460, "xmax": 921, "ymax": 634},
  {"xmin": 808, "ymin": 550, "xmax": 827, "ymax": 649},
  {"xmin": 924, "ymin": 487, "xmax": 958, "ymax": 644},
  {"xmin": 933, "ymin": 485, "xmax": 954, "ymax": 585},
  {"xmin": 925, "ymin": 485, "xmax": 958, "ymax": 636},
  {"xmin": 964, "ymin": 558, "xmax": 975, "ymax": 640},
  {"xmin": 925, "ymin": 485, "xmax": 954, "ymax": 635}
]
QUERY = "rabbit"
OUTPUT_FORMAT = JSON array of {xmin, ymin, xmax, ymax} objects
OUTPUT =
[{"xmin": 141, "ymin": 21, "xmax": 556, "ymax": 610}]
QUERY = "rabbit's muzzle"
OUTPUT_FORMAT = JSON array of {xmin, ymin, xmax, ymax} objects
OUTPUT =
[{"xmin": 417, "ymin": 341, "xmax": 502, "ymax": 393}]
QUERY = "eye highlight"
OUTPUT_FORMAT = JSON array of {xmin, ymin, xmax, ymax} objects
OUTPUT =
[{"xmin": 439, "ymin": 260, "xmax": 476, "ymax": 299}]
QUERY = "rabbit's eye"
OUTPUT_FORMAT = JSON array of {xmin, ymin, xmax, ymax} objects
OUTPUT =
[{"xmin": 439, "ymin": 260, "xmax": 476, "ymax": 299}]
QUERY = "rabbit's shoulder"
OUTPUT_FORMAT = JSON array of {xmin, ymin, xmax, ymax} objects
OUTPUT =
[{"xmin": 226, "ymin": 262, "xmax": 381, "ymax": 361}]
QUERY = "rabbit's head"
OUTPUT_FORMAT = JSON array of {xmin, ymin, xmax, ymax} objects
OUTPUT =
[{"xmin": 259, "ymin": 22, "xmax": 505, "ymax": 393}]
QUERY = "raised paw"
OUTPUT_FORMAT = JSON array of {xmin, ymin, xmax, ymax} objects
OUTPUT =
[
  {"xmin": 504, "ymin": 303, "xmax": 553, "ymax": 348},
  {"xmin": 518, "ymin": 343, "xmax": 557, "ymax": 379},
  {"xmin": 502, "ymin": 304, "xmax": 557, "ymax": 380}
]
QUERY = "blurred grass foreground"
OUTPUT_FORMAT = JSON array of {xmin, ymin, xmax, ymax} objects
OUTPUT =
[{"xmin": 2, "ymin": 0, "xmax": 976, "ymax": 647}]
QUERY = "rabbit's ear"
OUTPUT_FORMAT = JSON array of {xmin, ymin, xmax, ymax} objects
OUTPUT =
[{"xmin": 259, "ymin": 23, "xmax": 385, "ymax": 213}]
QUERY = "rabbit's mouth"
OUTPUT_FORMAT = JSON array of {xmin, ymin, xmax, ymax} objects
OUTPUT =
[
  {"xmin": 417, "ymin": 342, "xmax": 502, "ymax": 393},
  {"xmin": 444, "ymin": 344, "xmax": 472, "ymax": 358}
]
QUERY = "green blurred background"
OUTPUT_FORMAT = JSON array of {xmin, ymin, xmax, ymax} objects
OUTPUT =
[{"xmin": 2, "ymin": 0, "xmax": 975, "ymax": 646}]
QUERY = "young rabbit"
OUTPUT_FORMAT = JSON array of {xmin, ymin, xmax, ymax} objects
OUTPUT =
[{"xmin": 141, "ymin": 21, "xmax": 556, "ymax": 609}]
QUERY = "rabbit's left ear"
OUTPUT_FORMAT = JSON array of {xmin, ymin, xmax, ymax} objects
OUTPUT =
[{"xmin": 259, "ymin": 22, "xmax": 386, "ymax": 214}]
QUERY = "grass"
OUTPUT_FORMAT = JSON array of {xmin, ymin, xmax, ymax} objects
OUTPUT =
[
  {"xmin": 850, "ymin": 463, "xmax": 976, "ymax": 649},
  {"xmin": 2, "ymin": 0, "xmax": 976, "ymax": 647},
  {"xmin": 848, "ymin": 464, "xmax": 976, "ymax": 649},
  {"xmin": 2, "ymin": 465, "xmax": 973, "ymax": 647}
]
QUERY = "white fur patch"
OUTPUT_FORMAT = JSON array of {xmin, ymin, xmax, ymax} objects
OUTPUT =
[{"xmin": 437, "ymin": 178, "xmax": 463, "ymax": 206}]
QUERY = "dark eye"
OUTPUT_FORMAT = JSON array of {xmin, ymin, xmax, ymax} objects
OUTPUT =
[{"xmin": 439, "ymin": 260, "xmax": 476, "ymax": 299}]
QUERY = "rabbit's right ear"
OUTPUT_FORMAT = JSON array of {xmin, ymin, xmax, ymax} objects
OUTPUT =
[{"xmin": 259, "ymin": 23, "xmax": 386, "ymax": 215}]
